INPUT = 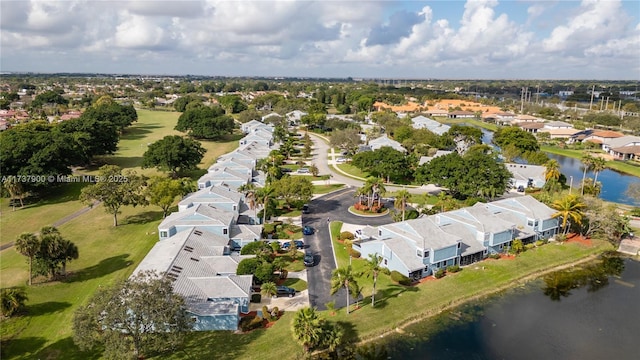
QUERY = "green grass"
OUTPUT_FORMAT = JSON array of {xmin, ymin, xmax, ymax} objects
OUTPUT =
[
  {"xmin": 85, "ymin": 109, "xmax": 239, "ymax": 178},
  {"xmin": 0, "ymin": 204, "xmax": 160, "ymax": 359},
  {"xmin": 0, "ymin": 183, "xmax": 88, "ymax": 246},
  {"xmin": 336, "ymin": 163, "xmax": 369, "ymax": 180},
  {"xmin": 281, "ymin": 278, "xmax": 308, "ymax": 292},
  {"xmin": 313, "ymin": 184, "xmax": 345, "ymax": 194},
  {"xmin": 154, "ymin": 226, "xmax": 611, "ymax": 360},
  {"xmin": 542, "ymin": 145, "xmax": 640, "ymax": 177}
]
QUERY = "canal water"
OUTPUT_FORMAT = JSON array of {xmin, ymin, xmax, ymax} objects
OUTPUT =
[
  {"xmin": 376, "ymin": 258, "xmax": 640, "ymax": 360},
  {"xmin": 479, "ymin": 128, "xmax": 640, "ymax": 206}
]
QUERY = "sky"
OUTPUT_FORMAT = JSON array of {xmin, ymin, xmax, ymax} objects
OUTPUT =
[{"xmin": 1, "ymin": 0, "xmax": 639, "ymax": 80}]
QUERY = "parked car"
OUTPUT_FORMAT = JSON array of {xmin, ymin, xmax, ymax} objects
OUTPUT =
[
  {"xmin": 303, "ymin": 226, "xmax": 314, "ymax": 235},
  {"xmin": 517, "ymin": 185, "xmax": 525, "ymax": 192},
  {"xmin": 336, "ymin": 157, "xmax": 347, "ymax": 163},
  {"xmin": 276, "ymin": 286, "xmax": 296, "ymax": 298},
  {"xmin": 302, "ymin": 204, "xmax": 310, "ymax": 214},
  {"xmin": 281, "ymin": 240, "xmax": 304, "ymax": 249},
  {"xmin": 297, "ymin": 168, "xmax": 310, "ymax": 174},
  {"xmin": 303, "ymin": 251, "xmax": 314, "ymax": 266}
]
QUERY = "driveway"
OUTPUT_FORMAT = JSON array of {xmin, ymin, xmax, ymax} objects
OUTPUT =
[{"xmin": 303, "ymin": 187, "xmax": 393, "ymax": 310}]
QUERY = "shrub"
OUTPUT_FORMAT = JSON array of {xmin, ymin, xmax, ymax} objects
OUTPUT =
[
  {"xmin": 279, "ymin": 269, "xmax": 288, "ymax": 279},
  {"xmin": 555, "ymin": 233, "xmax": 567, "ymax": 242},
  {"xmin": 339, "ymin": 231, "xmax": 355, "ymax": 241},
  {"xmin": 630, "ymin": 207, "xmax": 640, "ymax": 217},
  {"xmin": 262, "ymin": 223, "xmax": 277, "ymax": 235},
  {"xmin": 511, "ymin": 239, "xmax": 524, "ymax": 254},
  {"xmin": 348, "ymin": 248, "xmax": 361, "ymax": 259},
  {"xmin": 240, "ymin": 315, "xmax": 264, "ymax": 331},
  {"xmin": 250, "ymin": 294, "xmax": 262, "ymax": 303},
  {"xmin": 381, "ymin": 267, "xmax": 391, "ymax": 275},
  {"xmin": 489, "ymin": 253, "xmax": 501, "ymax": 259},
  {"xmin": 241, "ymin": 241, "xmax": 271, "ymax": 255},
  {"xmin": 446, "ymin": 265, "xmax": 461, "ymax": 273},
  {"xmin": 434, "ymin": 269, "xmax": 446, "ymax": 279},
  {"xmin": 271, "ymin": 306, "xmax": 280, "ymax": 320},
  {"xmin": 534, "ymin": 240, "xmax": 546, "ymax": 247},
  {"xmin": 262, "ymin": 305, "xmax": 272, "ymax": 322},
  {"xmin": 525, "ymin": 243, "xmax": 536, "ymax": 250},
  {"xmin": 390, "ymin": 270, "xmax": 412, "ymax": 285}
]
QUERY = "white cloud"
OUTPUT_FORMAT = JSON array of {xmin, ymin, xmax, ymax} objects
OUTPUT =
[{"xmin": 0, "ymin": 0, "xmax": 637, "ymax": 79}]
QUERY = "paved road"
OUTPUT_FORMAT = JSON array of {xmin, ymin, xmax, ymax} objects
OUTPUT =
[{"xmin": 304, "ymin": 188, "xmax": 393, "ymax": 310}]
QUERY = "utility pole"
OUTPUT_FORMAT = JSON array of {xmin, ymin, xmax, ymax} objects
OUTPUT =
[
  {"xmin": 589, "ymin": 85, "xmax": 595, "ymax": 111},
  {"xmin": 605, "ymin": 96, "xmax": 610, "ymax": 111}
]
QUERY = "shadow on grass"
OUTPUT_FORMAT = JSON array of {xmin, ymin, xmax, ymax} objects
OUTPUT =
[
  {"xmin": 164, "ymin": 329, "xmax": 267, "ymax": 360},
  {"xmin": 19, "ymin": 182, "xmax": 88, "ymax": 209},
  {"xmin": 336, "ymin": 320, "xmax": 359, "ymax": 342},
  {"xmin": 63, "ymin": 254, "xmax": 133, "ymax": 283},
  {"xmin": 184, "ymin": 168, "xmax": 207, "ymax": 180},
  {"xmin": 122, "ymin": 210, "xmax": 164, "ymax": 225},
  {"xmin": 107, "ymin": 156, "xmax": 145, "ymax": 169},
  {"xmin": 120, "ymin": 126, "xmax": 155, "ymax": 140},
  {"xmin": 34, "ymin": 336, "xmax": 102, "ymax": 360},
  {"xmin": 26, "ymin": 301, "xmax": 71, "ymax": 317},
  {"xmin": 371, "ymin": 284, "xmax": 419, "ymax": 309},
  {"xmin": 0, "ymin": 337, "xmax": 47, "ymax": 360}
]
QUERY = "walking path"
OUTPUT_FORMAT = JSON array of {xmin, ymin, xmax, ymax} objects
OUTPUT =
[{"xmin": 0, "ymin": 201, "xmax": 100, "ymax": 251}]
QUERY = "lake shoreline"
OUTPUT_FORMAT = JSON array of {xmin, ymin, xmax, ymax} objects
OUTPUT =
[{"xmin": 352, "ymin": 251, "xmax": 605, "ymax": 348}]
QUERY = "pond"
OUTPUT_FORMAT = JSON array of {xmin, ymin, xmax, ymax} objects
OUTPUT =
[
  {"xmin": 373, "ymin": 256, "xmax": 640, "ymax": 360},
  {"xmin": 478, "ymin": 127, "xmax": 640, "ymax": 206}
]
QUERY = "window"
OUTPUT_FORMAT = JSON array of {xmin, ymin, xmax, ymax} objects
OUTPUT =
[
  {"xmin": 378, "ymin": 230, "xmax": 382, "ymax": 236},
  {"xmin": 424, "ymin": 250, "xmax": 430, "ymax": 258},
  {"xmin": 160, "ymin": 231, "xmax": 168, "ymax": 238},
  {"xmin": 233, "ymin": 205, "xmax": 237, "ymax": 211},
  {"xmin": 417, "ymin": 250, "xmax": 422, "ymax": 257},
  {"xmin": 223, "ymin": 228, "xmax": 228, "ymax": 235},
  {"xmin": 384, "ymin": 259, "xmax": 388, "ymax": 265},
  {"xmin": 457, "ymin": 242, "xmax": 461, "ymax": 249},
  {"xmin": 527, "ymin": 220, "xmax": 534, "ymax": 226}
]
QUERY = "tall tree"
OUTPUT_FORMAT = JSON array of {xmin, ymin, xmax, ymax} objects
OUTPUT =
[
  {"xmin": 394, "ymin": 189, "xmax": 411, "ymax": 222},
  {"xmin": 142, "ymin": 136, "xmax": 205, "ymax": 177},
  {"xmin": 238, "ymin": 183, "xmax": 258, "ymax": 223},
  {"xmin": 80, "ymin": 165, "xmax": 148, "ymax": 226},
  {"xmin": 2, "ymin": 175, "xmax": 26, "ymax": 209},
  {"xmin": 73, "ymin": 271, "xmax": 190, "ymax": 360},
  {"xmin": 291, "ymin": 307, "xmax": 323, "ymax": 353},
  {"xmin": 175, "ymin": 106, "xmax": 234, "ymax": 139},
  {"xmin": 580, "ymin": 154, "xmax": 595, "ymax": 196},
  {"xmin": 274, "ymin": 176, "xmax": 313, "ymax": 209},
  {"xmin": 330, "ymin": 265, "xmax": 359, "ymax": 315},
  {"xmin": 365, "ymin": 253, "xmax": 383, "ymax": 307},
  {"xmin": 590, "ymin": 157, "xmax": 607, "ymax": 185},
  {"xmin": 15, "ymin": 233, "xmax": 39, "ymax": 285},
  {"xmin": 146, "ymin": 177, "xmax": 194, "ymax": 217},
  {"xmin": 544, "ymin": 159, "xmax": 561, "ymax": 182},
  {"xmin": 256, "ymin": 185, "xmax": 275, "ymax": 225},
  {"xmin": 551, "ymin": 194, "xmax": 587, "ymax": 234},
  {"xmin": 260, "ymin": 281, "xmax": 277, "ymax": 299}
]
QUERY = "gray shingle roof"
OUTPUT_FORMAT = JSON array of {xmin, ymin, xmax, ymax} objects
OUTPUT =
[
  {"xmin": 384, "ymin": 238, "xmax": 425, "ymax": 272},
  {"xmin": 489, "ymin": 195, "xmax": 556, "ymax": 219},
  {"xmin": 159, "ymin": 204, "xmax": 235, "ymax": 231},
  {"xmin": 383, "ymin": 216, "xmax": 460, "ymax": 250}
]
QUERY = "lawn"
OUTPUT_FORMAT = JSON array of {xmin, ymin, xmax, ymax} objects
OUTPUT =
[
  {"xmin": 0, "ymin": 182, "xmax": 88, "ymax": 246},
  {"xmin": 542, "ymin": 145, "xmax": 640, "ymax": 178},
  {"xmin": 84, "ymin": 109, "xmax": 240, "ymax": 178},
  {"xmin": 0, "ymin": 204, "xmax": 161, "ymax": 359},
  {"xmin": 313, "ymin": 184, "xmax": 345, "ymax": 194},
  {"xmin": 154, "ymin": 225, "xmax": 611, "ymax": 360},
  {"xmin": 336, "ymin": 163, "xmax": 369, "ymax": 180}
]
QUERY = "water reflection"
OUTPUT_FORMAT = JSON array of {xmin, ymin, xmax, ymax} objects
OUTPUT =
[{"xmin": 542, "ymin": 253, "xmax": 625, "ymax": 301}]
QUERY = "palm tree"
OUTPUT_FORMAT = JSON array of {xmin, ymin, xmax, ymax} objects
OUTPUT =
[
  {"xmin": 0, "ymin": 287, "xmax": 28, "ymax": 317},
  {"xmin": 394, "ymin": 189, "xmax": 411, "ymax": 222},
  {"xmin": 256, "ymin": 185, "xmax": 275, "ymax": 225},
  {"xmin": 544, "ymin": 159, "xmax": 561, "ymax": 182},
  {"xmin": 591, "ymin": 157, "xmax": 607, "ymax": 185},
  {"xmin": 291, "ymin": 307, "xmax": 323, "ymax": 353},
  {"xmin": 322, "ymin": 322, "xmax": 344, "ymax": 354},
  {"xmin": 551, "ymin": 194, "xmax": 586, "ymax": 235},
  {"xmin": 330, "ymin": 265, "xmax": 359, "ymax": 315},
  {"xmin": 260, "ymin": 282, "xmax": 277, "ymax": 298},
  {"xmin": 238, "ymin": 183, "xmax": 258, "ymax": 224},
  {"xmin": 365, "ymin": 253, "xmax": 383, "ymax": 307},
  {"xmin": 15, "ymin": 233, "xmax": 39, "ymax": 285},
  {"xmin": 580, "ymin": 154, "xmax": 595, "ymax": 196},
  {"xmin": 58, "ymin": 239, "xmax": 79, "ymax": 276}
]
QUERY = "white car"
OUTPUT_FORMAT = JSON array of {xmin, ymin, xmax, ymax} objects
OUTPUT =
[
  {"xmin": 336, "ymin": 157, "xmax": 347, "ymax": 163},
  {"xmin": 297, "ymin": 168, "xmax": 310, "ymax": 174}
]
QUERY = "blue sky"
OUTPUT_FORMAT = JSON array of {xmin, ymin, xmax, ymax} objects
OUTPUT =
[{"xmin": 1, "ymin": 0, "xmax": 638, "ymax": 79}]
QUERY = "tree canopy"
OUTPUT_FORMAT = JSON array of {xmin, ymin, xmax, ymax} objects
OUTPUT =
[
  {"xmin": 351, "ymin": 147, "xmax": 414, "ymax": 183},
  {"xmin": 175, "ymin": 106, "xmax": 235, "ymax": 139},
  {"xmin": 493, "ymin": 127, "xmax": 539, "ymax": 153},
  {"xmin": 142, "ymin": 135, "xmax": 205, "ymax": 176},
  {"xmin": 73, "ymin": 271, "xmax": 190, "ymax": 359},
  {"xmin": 79, "ymin": 165, "xmax": 148, "ymax": 226}
]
